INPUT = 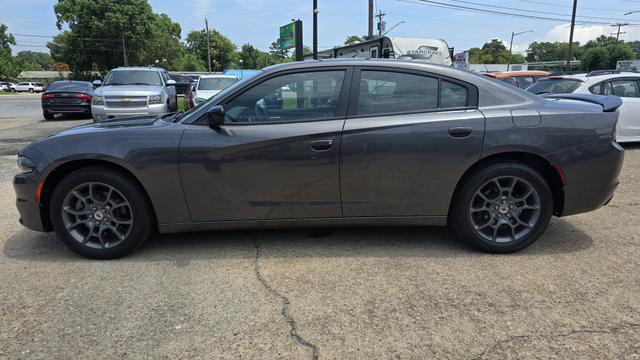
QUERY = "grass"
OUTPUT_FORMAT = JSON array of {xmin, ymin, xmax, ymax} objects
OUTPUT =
[
  {"xmin": 0, "ymin": 91, "xmax": 18, "ymax": 95},
  {"xmin": 177, "ymin": 96, "xmax": 187, "ymax": 112}
]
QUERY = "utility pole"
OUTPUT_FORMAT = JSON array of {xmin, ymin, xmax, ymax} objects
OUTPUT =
[
  {"xmin": 121, "ymin": 32, "xmax": 128, "ymax": 66},
  {"xmin": 376, "ymin": 10, "xmax": 386, "ymax": 36},
  {"xmin": 313, "ymin": 0, "xmax": 318, "ymax": 60},
  {"xmin": 205, "ymin": 18, "xmax": 212, "ymax": 73},
  {"xmin": 507, "ymin": 30, "xmax": 533, "ymax": 71},
  {"xmin": 566, "ymin": 0, "xmax": 577, "ymax": 72},
  {"xmin": 368, "ymin": 0, "xmax": 374, "ymax": 38},
  {"xmin": 611, "ymin": 23, "xmax": 629, "ymax": 41}
]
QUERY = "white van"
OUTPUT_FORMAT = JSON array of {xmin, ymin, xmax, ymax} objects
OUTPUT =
[{"xmin": 311, "ymin": 36, "xmax": 453, "ymax": 66}]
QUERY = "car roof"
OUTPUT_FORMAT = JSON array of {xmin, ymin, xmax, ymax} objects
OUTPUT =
[
  {"xmin": 110, "ymin": 67, "xmax": 164, "ymax": 72},
  {"xmin": 198, "ymin": 74, "xmax": 238, "ymax": 79},
  {"xmin": 486, "ymin": 71, "xmax": 551, "ymax": 78}
]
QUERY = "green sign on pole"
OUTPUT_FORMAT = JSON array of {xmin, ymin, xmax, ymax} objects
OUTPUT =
[{"xmin": 279, "ymin": 22, "xmax": 296, "ymax": 50}]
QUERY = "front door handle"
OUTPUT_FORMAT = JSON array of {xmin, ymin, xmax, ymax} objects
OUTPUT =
[
  {"xmin": 310, "ymin": 139, "xmax": 333, "ymax": 151},
  {"xmin": 448, "ymin": 127, "xmax": 473, "ymax": 138}
]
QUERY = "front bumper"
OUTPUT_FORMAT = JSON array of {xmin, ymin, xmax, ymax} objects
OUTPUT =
[
  {"xmin": 91, "ymin": 103, "xmax": 168, "ymax": 122},
  {"xmin": 549, "ymin": 137, "xmax": 624, "ymax": 216},
  {"xmin": 14, "ymin": 170, "xmax": 47, "ymax": 232}
]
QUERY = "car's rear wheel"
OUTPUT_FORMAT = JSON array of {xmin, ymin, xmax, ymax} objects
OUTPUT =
[
  {"xmin": 43, "ymin": 112, "xmax": 54, "ymax": 120},
  {"xmin": 451, "ymin": 162, "xmax": 553, "ymax": 253},
  {"xmin": 49, "ymin": 167, "xmax": 154, "ymax": 259},
  {"xmin": 29, "ymin": 88, "xmax": 34, "ymax": 93}
]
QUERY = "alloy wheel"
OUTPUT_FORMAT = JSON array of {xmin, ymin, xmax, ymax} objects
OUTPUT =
[
  {"xmin": 61, "ymin": 182, "xmax": 133, "ymax": 249},
  {"xmin": 469, "ymin": 176, "xmax": 541, "ymax": 243}
]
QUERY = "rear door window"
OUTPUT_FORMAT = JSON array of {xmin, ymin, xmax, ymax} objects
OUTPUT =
[
  {"xmin": 357, "ymin": 71, "xmax": 438, "ymax": 115},
  {"xmin": 609, "ymin": 79, "xmax": 640, "ymax": 97}
]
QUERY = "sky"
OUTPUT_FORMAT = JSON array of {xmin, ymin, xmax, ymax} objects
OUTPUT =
[{"xmin": 4, "ymin": 0, "xmax": 640, "ymax": 57}]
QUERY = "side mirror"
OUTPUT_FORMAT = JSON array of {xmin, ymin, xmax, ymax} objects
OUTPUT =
[
  {"xmin": 206, "ymin": 105, "xmax": 225, "ymax": 129},
  {"xmin": 166, "ymin": 79, "xmax": 176, "ymax": 85},
  {"xmin": 92, "ymin": 79, "xmax": 102, "ymax": 86}
]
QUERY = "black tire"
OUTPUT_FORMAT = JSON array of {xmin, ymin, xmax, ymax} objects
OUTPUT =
[
  {"xmin": 29, "ymin": 88, "xmax": 34, "ymax": 93},
  {"xmin": 450, "ymin": 162, "xmax": 553, "ymax": 253},
  {"xmin": 43, "ymin": 112, "xmax": 54, "ymax": 120},
  {"xmin": 49, "ymin": 167, "xmax": 155, "ymax": 259}
]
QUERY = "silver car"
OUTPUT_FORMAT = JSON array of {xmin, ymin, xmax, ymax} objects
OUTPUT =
[{"xmin": 91, "ymin": 67, "xmax": 177, "ymax": 121}]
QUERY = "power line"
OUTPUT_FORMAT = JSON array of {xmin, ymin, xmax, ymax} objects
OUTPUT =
[
  {"xmin": 449, "ymin": 0, "xmax": 640, "ymax": 23},
  {"xmin": 519, "ymin": 0, "xmax": 637, "ymax": 13},
  {"xmin": 401, "ymin": 0, "xmax": 640, "ymax": 25}
]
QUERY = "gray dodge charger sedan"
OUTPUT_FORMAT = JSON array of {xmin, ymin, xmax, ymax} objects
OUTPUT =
[{"xmin": 14, "ymin": 59, "xmax": 624, "ymax": 259}]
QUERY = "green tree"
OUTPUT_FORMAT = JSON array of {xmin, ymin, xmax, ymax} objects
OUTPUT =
[
  {"xmin": 173, "ymin": 53, "xmax": 206, "ymax": 72},
  {"xmin": 50, "ymin": 0, "xmax": 183, "ymax": 72},
  {"xmin": 0, "ymin": 24, "xmax": 23, "ymax": 81},
  {"xmin": 185, "ymin": 29, "xmax": 237, "ymax": 70},
  {"xmin": 238, "ymin": 43, "xmax": 261, "ymax": 69},
  {"xmin": 15, "ymin": 51, "xmax": 53, "ymax": 71},
  {"xmin": 269, "ymin": 40, "xmax": 289, "ymax": 58},
  {"xmin": 344, "ymin": 35, "xmax": 362, "ymax": 44},
  {"xmin": 581, "ymin": 47, "xmax": 610, "ymax": 71}
]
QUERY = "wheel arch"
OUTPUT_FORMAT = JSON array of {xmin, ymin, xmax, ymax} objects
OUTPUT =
[
  {"xmin": 39, "ymin": 159, "xmax": 158, "ymax": 232},
  {"xmin": 448, "ymin": 151, "xmax": 565, "ymax": 221}
]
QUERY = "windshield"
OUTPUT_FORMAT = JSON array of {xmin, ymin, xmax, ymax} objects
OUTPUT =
[
  {"xmin": 104, "ymin": 70, "xmax": 162, "ymax": 86},
  {"xmin": 47, "ymin": 82, "xmax": 90, "ymax": 92},
  {"xmin": 526, "ymin": 78, "xmax": 582, "ymax": 94},
  {"xmin": 179, "ymin": 72, "xmax": 262, "ymax": 122},
  {"xmin": 198, "ymin": 77, "xmax": 237, "ymax": 91}
]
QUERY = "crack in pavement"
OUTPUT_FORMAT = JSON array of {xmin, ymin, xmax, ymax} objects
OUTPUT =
[
  {"xmin": 473, "ymin": 322, "xmax": 640, "ymax": 359},
  {"xmin": 252, "ymin": 238, "xmax": 320, "ymax": 360}
]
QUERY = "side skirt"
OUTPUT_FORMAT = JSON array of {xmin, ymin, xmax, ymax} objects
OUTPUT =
[{"xmin": 158, "ymin": 215, "xmax": 448, "ymax": 234}]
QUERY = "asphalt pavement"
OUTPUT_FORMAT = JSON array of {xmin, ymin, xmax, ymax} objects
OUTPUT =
[
  {"xmin": 0, "ymin": 96, "xmax": 639, "ymax": 358},
  {"xmin": 0, "ymin": 93, "xmax": 92, "ymax": 155}
]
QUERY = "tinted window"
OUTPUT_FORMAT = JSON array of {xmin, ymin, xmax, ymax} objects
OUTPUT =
[
  {"xmin": 358, "ymin": 71, "xmax": 438, "ymax": 115},
  {"xmin": 46, "ymin": 82, "xmax": 90, "ymax": 92},
  {"xmin": 515, "ymin": 76, "xmax": 534, "ymax": 89},
  {"xmin": 103, "ymin": 70, "xmax": 162, "ymax": 86},
  {"xmin": 610, "ymin": 79, "xmax": 640, "ymax": 97},
  {"xmin": 18, "ymin": 83, "xmax": 27, "ymax": 86},
  {"xmin": 499, "ymin": 77, "xmax": 517, "ymax": 86},
  {"xmin": 198, "ymin": 77, "xmax": 238, "ymax": 91},
  {"xmin": 525, "ymin": 78, "xmax": 582, "ymax": 94},
  {"xmin": 170, "ymin": 74, "xmax": 193, "ymax": 83},
  {"xmin": 440, "ymin": 81, "xmax": 468, "ymax": 108},
  {"xmin": 589, "ymin": 81, "xmax": 613, "ymax": 95},
  {"xmin": 223, "ymin": 70, "xmax": 345, "ymax": 123}
]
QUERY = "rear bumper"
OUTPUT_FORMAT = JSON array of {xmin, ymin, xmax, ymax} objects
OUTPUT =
[
  {"xmin": 43, "ymin": 104, "xmax": 91, "ymax": 114},
  {"xmin": 548, "ymin": 137, "xmax": 624, "ymax": 216}
]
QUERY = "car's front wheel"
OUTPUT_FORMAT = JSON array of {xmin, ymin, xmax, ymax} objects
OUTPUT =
[
  {"xmin": 43, "ymin": 112, "xmax": 54, "ymax": 120},
  {"xmin": 451, "ymin": 162, "xmax": 553, "ymax": 253},
  {"xmin": 49, "ymin": 167, "xmax": 155, "ymax": 259}
]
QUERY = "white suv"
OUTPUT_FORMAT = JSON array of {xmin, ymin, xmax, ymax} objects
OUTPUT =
[
  {"xmin": 15, "ymin": 82, "xmax": 44, "ymax": 93},
  {"xmin": 527, "ymin": 71, "xmax": 640, "ymax": 143},
  {"xmin": 192, "ymin": 74, "xmax": 238, "ymax": 106}
]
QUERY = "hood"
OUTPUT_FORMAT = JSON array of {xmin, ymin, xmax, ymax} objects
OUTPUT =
[
  {"xmin": 94, "ymin": 84, "xmax": 164, "ymax": 96},
  {"xmin": 194, "ymin": 89, "xmax": 221, "ymax": 100},
  {"xmin": 42, "ymin": 116, "xmax": 161, "ymax": 140}
]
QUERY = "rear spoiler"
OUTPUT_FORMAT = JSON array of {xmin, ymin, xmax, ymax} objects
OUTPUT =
[{"xmin": 542, "ymin": 93, "xmax": 622, "ymax": 112}]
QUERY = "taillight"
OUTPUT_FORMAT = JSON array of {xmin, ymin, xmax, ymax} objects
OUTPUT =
[
  {"xmin": 41, "ymin": 93, "xmax": 55, "ymax": 99},
  {"xmin": 75, "ymin": 93, "xmax": 92, "ymax": 100}
]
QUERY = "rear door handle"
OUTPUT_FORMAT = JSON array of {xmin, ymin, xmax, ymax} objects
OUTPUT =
[
  {"xmin": 310, "ymin": 139, "xmax": 333, "ymax": 151},
  {"xmin": 448, "ymin": 127, "xmax": 473, "ymax": 138}
]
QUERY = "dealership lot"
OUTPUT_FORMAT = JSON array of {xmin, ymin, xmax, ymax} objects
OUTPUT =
[{"xmin": 1, "ymin": 97, "xmax": 640, "ymax": 358}]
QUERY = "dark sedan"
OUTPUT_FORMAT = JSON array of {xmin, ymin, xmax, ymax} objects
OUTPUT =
[
  {"xmin": 169, "ymin": 73, "xmax": 195, "ymax": 96},
  {"xmin": 15, "ymin": 59, "xmax": 624, "ymax": 259},
  {"xmin": 41, "ymin": 80, "xmax": 93, "ymax": 120}
]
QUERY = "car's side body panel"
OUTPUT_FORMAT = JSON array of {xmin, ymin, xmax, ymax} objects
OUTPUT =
[
  {"xmin": 340, "ymin": 110, "xmax": 485, "ymax": 217},
  {"xmin": 178, "ymin": 120, "xmax": 345, "ymax": 222}
]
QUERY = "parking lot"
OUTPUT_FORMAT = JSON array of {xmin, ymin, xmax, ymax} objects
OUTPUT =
[{"xmin": 1, "ymin": 96, "xmax": 639, "ymax": 358}]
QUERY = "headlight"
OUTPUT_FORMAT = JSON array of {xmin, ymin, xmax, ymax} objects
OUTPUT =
[
  {"xmin": 149, "ymin": 95, "xmax": 165, "ymax": 104},
  {"xmin": 92, "ymin": 96, "xmax": 105, "ymax": 105},
  {"xmin": 195, "ymin": 97, "xmax": 205, "ymax": 104},
  {"xmin": 17, "ymin": 156, "xmax": 36, "ymax": 173}
]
